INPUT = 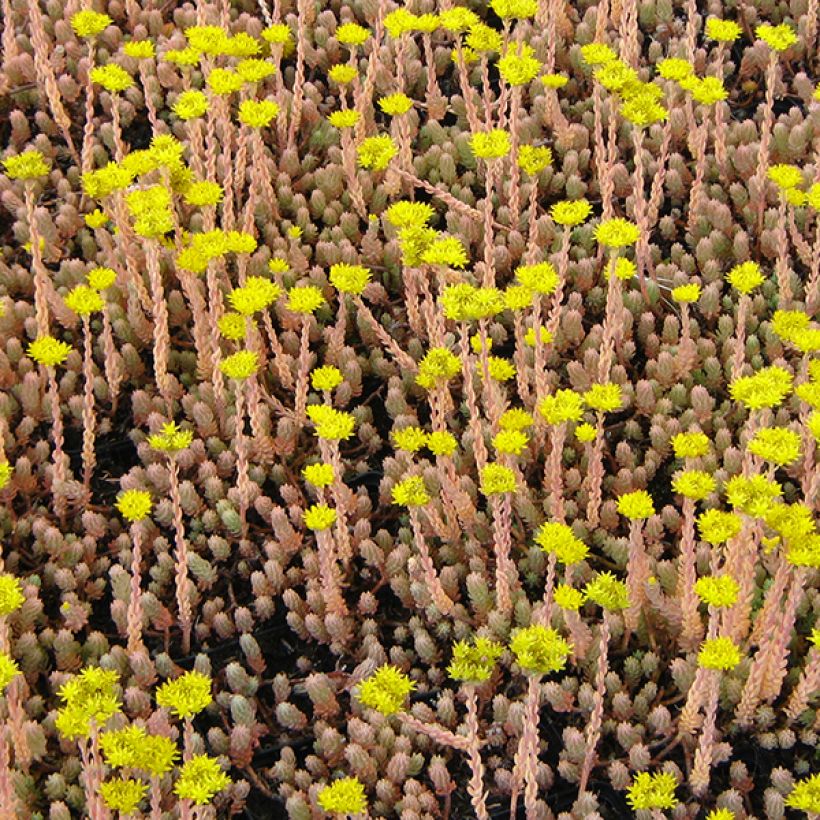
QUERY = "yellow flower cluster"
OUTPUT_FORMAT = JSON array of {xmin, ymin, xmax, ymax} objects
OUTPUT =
[
  {"xmin": 584, "ymin": 572, "xmax": 630, "ymax": 611},
  {"xmin": 27, "ymin": 336, "xmax": 72, "ymax": 367},
  {"xmin": 287, "ymin": 285, "xmax": 326, "ymax": 315},
  {"xmin": 729, "ymin": 365, "xmax": 793, "ymax": 410},
  {"xmin": 497, "ymin": 43, "xmax": 541, "ymax": 86},
  {"xmin": 515, "ymin": 262, "xmax": 559, "ymax": 294},
  {"xmin": 594, "ymin": 217, "xmax": 640, "ymax": 247},
  {"xmin": 698, "ymin": 637, "xmax": 742, "ymax": 670},
  {"xmin": 115, "ymin": 490, "xmax": 152, "ymax": 522},
  {"xmin": 583, "ymin": 383, "xmax": 622, "ymax": 413},
  {"xmin": 148, "ymin": 421, "xmax": 193, "ymax": 453},
  {"xmin": 550, "ymin": 198, "xmax": 592, "ymax": 227},
  {"xmin": 617, "ymin": 489, "xmax": 655, "ymax": 519},
  {"xmin": 697, "ymin": 509, "xmax": 742, "ymax": 544},
  {"xmin": 328, "ymin": 64, "xmax": 358, "ymax": 84},
  {"xmin": 3, "ymin": 150, "xmax": 50, "ymax": 180},
  {"xmin": 303, "ymin": 504, "xmax": 337, "ymax": 530},
  {"xmin": 672, "ymin": 283, "xmax": 701, "ymax": 303},
  {"xmin": 218, "ymin": 316, "xmax": 248, "ymax": 343},
  {"xmin": 99, "ymin": 779, "xmax": 148, "ymax": 814},
  {"xmin": 492, "ymin": 429, "xmax": 529, "ymax": 456},
  {"xmin": 440, "ymin": 284, "xmax": 504, "ymax": 321},
  {"xmin": 306, "ymin": 406, "xmax": 356, "ymax": 440},
  {"xmin": 747, "ymin": 427, "xmax": 802, "ymax": 465},
  {"xmin": 671, "ymin": 431, "xmax": 710, "ymax": 458},
  {"xmin": 87, "ymin": 267, "xmax": 117, "ymax": 289},
  {"xmin": 785, "ymin": 773, "xmax": 820, "ymax": 814},
  {"xmin": 538, "ymin": 389, "xmax": 584, "ymax": 425},
  {"xmin": 672, "ymin": 470, "xmax": 717, "ymax": 500},
  {"xmin": 238, "ymin": 100, "xmax": 280, "ymax": 128},
  {"xmin": 357, "ymin": 135, "xmax": 398, "ymax": 170},
  {"xmin": 694, "ymin": 575, "xmax": 740, "ymax": 608},
  {"xmin": 123, "ymin": 40, "xmax": 155, "ymax": 59},
  {"xmin": 228, "ymin": 277, "xmax": 281, "ymax": 314},
  {"xmin": 428, "ymin": 431, "xmax": 458, "ymax": 457},
  {"xmin": 173, "ymin": 755, "xmax": 232, "ymax": 805},
  {"xmin": 756, "ymin": 23, "xmax": 798, "ymax": 52},
  {"xmin": 705, "ymin": 18, "xmax": 742, "ymax": 42},
  {"xmin": 470, "ymin": 129, "xmax": 512, "ymax": 160},
  {"xmin": 725, "ymin": 474, "xmax": 782, "ymax": 517},
  {"xmin": 336, "ymin": 22, "xmax": 370, "ymax": 46},
  {"xmin": 302, "ymin": 462, "xmax": 334, "ymax": 487},
  {"xmin": 70, "ymin": 9, "xmax": 112, "ymax": 37},
  {"xmin": 90, "ymin": 65, "xmax": 134, "ymax": 93},
  {"xmin": 479, "ymin": 463, "xmax": 517, "ymax": 495},
  {"xmin": 447, "ymin": 636, "xmax": 504, "ymax": 683},
  {"xmin": 416, "ymin": 347, "xmax": 461, "ymax": 389},
  {"xmin": 328, "ymin": 109, "xmax": 361, "ymax": 129},
  {"xmin": 379, "ymin": 93, "xmax": 413, "ymax": 116},
  {"xmin": 219, "ymin": 350, "xmax": 259, "ymax": 380},
  {"xmin": 626, "ymin": 772, "xmax": 679, "ymax": 811},
  {"xmin": 173, "ymin": 90, "xmax": 209, "ymax": 120},
  {"xmin": 0, "ymin": 575, "xmax": 24, "ymax": 616},
  {"xmin": 553, "ymin": 584, "xmax": 584, "ymax": 610},
  {"xmin": 311, "ymin": 366, "xmax": 343, "ymax": 391},
  {"xmin": 156, "ymin": 670, "xmax": 212, "ymax": 719},
  {"xmin": 0, "ymin": 653, "xmax": 20, "ymax": 691},
  {"xmin": 726, "ymin": 261, "xmax": 764, "ymax": 294},
  {"xmin": 64, "ymin": 285, "xmax": 104, "ymax": 316},
  {"xmin": 358, "ymin": 665, "xmax": 416, "ymax": 714},
  {"xmin": 510, "ymin": 625, "xmax": 571, "ymax": 675},
  {"xmin": 421, "ymin": 235, "xmax": 468, "ymax": 268},
  {"xmin": 518, "ymin": 145, "xmax": 553, "ymax": 175},
  {"xmin": 393, "ymin": 426, "xmax": 428, "ymax": 452},
  {"xmin": 535, "ymin": 522, "xmax": 589, "ymax": 565},
  {"xmin": 55, "ymin": 667, "xmax": 121, "ymax": 740},
  {"xmin": 318, "ymin": 777, "xmax": 368, "ymax": 815}
]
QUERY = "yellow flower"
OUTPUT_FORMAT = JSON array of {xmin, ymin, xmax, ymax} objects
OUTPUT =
[
  {"xmin": 594, "ymin": 218, "xmax": 640, "ymax": 247},
  {"xmin": 440, "ymin": 284, "xmax": 504, "ymax": 321},
  {"xmin": 357, "ymin": 135, "xmax": 397, "ymax": 170},
  {"xmin": 27, "ymin": 336, "xmax": 72, "ymax": 367},
  {"xmin": 0, "ymin": 463, "xmax": 13, "ymax": 491},
  {"xmin": 90, "ymin": 65, "xmax": 134, "ymax": 93},
  {"xmin": 747, "ymin": 427, "xmax": 801, "ymax": 465},
  {"xmin": 336, "ymin": 22, "xmax": 370, "ymax": 46},
  {"xmin": 594, "ymin": 60, "xmax": 639, "ymax": 93},
  {"xmin": 504, "ymin": 285, "xmax": 534, "ymax": 311},
  {"xmin": 70, "ymin": 9, "xmax": 112, "ymax": 37},
  {"xmin": 302, "ymin": 463, "xmax": 334, "ymax": 487},
  {"xmin": 515, "ymin": 262, "xmax": 558, "ymax": 294},
  {"xmin": 497, "ymin": 43, "xmax": 541, "ymax": 86},
  {"xmin": 672, "ymin": 283, "xmax": 701, "ymax": 303},
  {"xmin": 583, "ymin": 383, "xmax": 622, "ymax": 413},
  {"xmin": 447, "ymin": 636, "xmax": 503, "ymax": 683},
  {"xmin": 236, "ymin": 58, "xmax": 274, "ymax": 82},
  {"xmin": 785, "ymin": 773, "xmax": 820, "ymax": 814},
  {"xmin": 318, "ymin": 777, "xmax": 368, "ymax": 816},
  {"xmin": 705, "ymin": 18, "xmax": 742, "ymax": 42},
  {"xmin": 416, "ymin": 347, "xmax": 461, "ymax": 389},
  {"xmin": 541, "ymin": 73, "xmax": 569, "ymax": 89},
  {"xmin": 238, "ymin": 100, "xmax": 279, "ymax": 128},
  {"xmin": 207, "ymin": 68, "xmax": 243, "ymax": 95},
  {"xmin": 439, "ymin": 7, "xmax": 479, "ymax": 32},
  {"xmin": 379, "ymin": 93, "xmax": 413, "ymax": 116},
  {"xmin": 697, "ymin": 509, "xmax": 742, "ymax": 544},
  {"xmin": 465, "ymin": 22, "xmax": 503, "ymax": 53},
  {"xmin": 419, "ymin": 235, "xmax": 468, "ymax": 269},
  {"xmin": 517, "ymin": 144, "xmax": 553, "ymax": 175},
  {"xmin": 393, "ymin": 427, "xmax": 428, "ymax": 453},
  {"xmin": 306, "ymin": 406, "xmax": 356, "ymax": 440},
  {"xmin": 65, "ymin": 285, "xmax": 104, "ymax": 316},
  {"xmin": 671, "ymin": 431, "xmax": 710, "ymax": 459},
  {"xmin": 0, "ymin": 575, "xmax": 24, "ymax": 616},
  {"xmin": 115, "ymin": 490, "xmax": 152, "ymax": 522},
  {"xmin": 470, "ymin": 129, "xmax": 511, "ymax": 160},
  {"xmin": 481, "ymin": 357, "xmax": 516, "ymax": 382},
  {"xmin": 580, "ymin": 43, "xmax": 618, "ymax": 66},
  {"xmin": 148, "ymin": 421, "xmax": 193, "ymax": 453},
  {"xmin": 626, "ymin": 772, "xmax": 680, "ymax": 811},
  {"xmin": 550, "ymin": 199, "xmax": 592, "ymax": 227},
  {"xmin": 554, "ymin": 584, "xmax": 584, "ymax": 610},
  {"xmin": 694, "ymin": 575, "xmax": 739, "ymax": 608},
  {"xmin": 698, "ymin": 637, "xmax": 742, "ymax": 670},
  {"xmin": 808, "ymin": 411, "xmax": 820, "ymax": 444},
  {"xmin": 730, "ymin": 365, "xmax": 793, "ymax": 410},
  {"xmin": 535, "ymin": 522, "xmax": 588, "ymax": 565},
  {"xmin": 163, "ymin": 47, "xmax": 201, "ymax": 66},
  {"xmin": 84, "ymin": 209, "xmax": 109, "ymax": 229},
  {"xmin": 726, "ymin": 260, "xmax": 765, "ymax": 294},
  {"xmin": 3, "ymin": 150, "xmax": 50, "ymax": 180},
  {"xmin": 584, "ymin": 571, "xmax": 630, "ymax": 611},
  {"xmin": 384, "ymin": 201, "xmax": 435, "ymax": 228},
  {"xmin": 55, "ymin": 667, "xmax": 121, "ymax": 740},
  {"xmin": 620, "ymin": 97, "xmax": 668, "ymax": 127},
  {"xmin": 612, "ymin": 257, "xmax": 637, "ymax": 281},
  {"xmin": 156, "ymin": 671, "xmax": 212, "ymax": 719},
  {"xmin": 185, "ymin": 25, "xmax": 229, "ymax": 54},
  {"xmin": 725, "ymin": 474, "xmax": 782, "ymax": 516},
  {"xmin": 311, "ymin": 366, "xmax": 343, "ymax": 391},
  {"xmin": 384, "ymin": 9, "xmax": 416, "ymax": 38},
  {"xmin": 767, "ymin": 163, "xmax": 803, "ymax": 190},
  {"xmin": 479, "ymin": 464, "xmax": 517, "ymax": 495},
  {"xmin": 796, "ymin": 382, "xmax": 820, "ymax": 410},
  {"xmin": 87, "ymin": 267, "xmax": 116, "ymax": 290},
  {"xmin": 219, "ymin": 350, "xmax": 258, "ymax": 380},
  {"xmin": 0, "ymin": 652, "xmax": 20, "ymax": 691},
  {"xmin": 509, "ymin": 625, "xmax": 572, "ymax": 675},
  {"xmin": 182, "ymin": 180, "xmax": 223, "ymax": 208},
  {"xmin": 499, "ymin": 408, "xmax": 533, "ymax": 431},
  {"xmin": 524, "ymin": 327, "xmax": 554, "ymax": 346},
  {"xmin": 173, "ymin": 90, "xmax": 209, "ymax": 120},
  {"xmin": 123, "ymin": 40, "xmax": 155, "ymax": 59},
  {"xmin": 173, "ymin": 755, "xmax": 231, "ymax": 805},
  {"xmin": 304, "ymin": 504, "xmax": 337, "ymax": 530},
  {"xmin": 576, "ymin": 423, "xmax": 597, "ymax": 442},
  {"xmin": 657, "ymin": 57, "xmax": 694, "ymax": 81},
  {"xmin": 688, "ymin": 76, "xmax": 728, "ymax": 105},
  {"xmin": 672, "ymin": 469, "xmax": 717, "ymax": 500},
  {"xmin": 538, "ymin": 389, "xmax": 584, "ymax": 425},
  {"xmin": 328, "ymin": 64, "xmax": 358, "ymax": 84},
  {"xmin": 261, "ymin": 23, "xmax": 293, "ymax": 46},
  {"xmin": 492, "ymin": 429, "xmax": 529, "ymax": 456},
  {"xmin": 228, "ymin": 277, "xmax": 281, "ymax": 314},
  {"xmin": 287, "ymin": 286, "xmax": 326, "ymax": 315},
  {"xmin": 358, "ymin": 665, "xmax": 415, "ymax": 714},
  {"xmin": 427, "ymin": 431, "xmax": 457, "ymax": 457},
  {"xmin": 756, "ymin": 23, "xmax": 798, "ymax": 52},
  {"xmin": 490, "ymin": 0, "xmax": 537, "ymax": 20},
  {"xmin": 617, "ymin": 489, "xmax": 655, "ymax": 519},
  {"xmin": 99, "ymin": 779, "xmax": 148, "ymax": 814}
]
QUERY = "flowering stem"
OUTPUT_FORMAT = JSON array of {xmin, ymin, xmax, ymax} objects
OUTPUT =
[
  {"xmin": 47, "ymin": 367, "xmax": 68, "ymax": 521},
  {"xmin": 507, "ymin": 87, "xmax": 522, "ymax": 227},
  {"xmin": 409, "ymin": 507, "xmax": 454, "ymax": 614},
  {"xmin": 578, "ymin": 611, "xmax": 610, "ymax": 794},
  {"xmin": 126, "ymin": 523, "xmax": 145, "ymax": 655},
  {"xmin": 80, "ymin": 314, "xmax": 97, "ymax": 490},
  {"xmin": 678, "ymin": 497, "xmax": 703, "ymax": 651},
  {"xmin": 339, "ymin": 128, "xmax": 368, "ymax": 219},
  {"xmin": 146, "ymin": 241, "xmax": 173, "ymax": 413},
  {"xmin": 294, "ymin": 319, "xmax": 312, "ymax": 425},
  {"xmin": 464, "ymin": 687, "xmax": 490, "ymax": 820},
  {"xmin": 624, "ymin": 519, "xmax": 648, "ymax": 637},
  {"xmin": 169, "ymin": 458, "xmax": 193, "ymax": 655},
  {"xmin": 752, "ymin": 54, "xmax": 779, "ymax": 235},
  {"xmin": 490, "ymin": 494, "xmax": 515, "ymax": 618},
  {"xmin": 585, "ymin": 413, "xmax": 606, "ymax": 527}
]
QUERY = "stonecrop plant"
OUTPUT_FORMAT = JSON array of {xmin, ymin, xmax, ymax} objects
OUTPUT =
[{"xmin": 1, "ymin": 0, "xmax": 820, "ymax": 816}]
